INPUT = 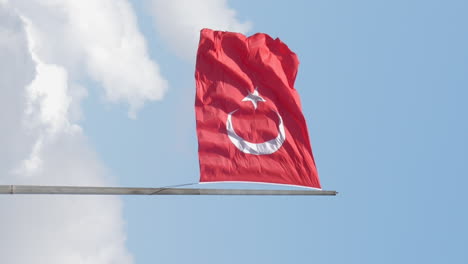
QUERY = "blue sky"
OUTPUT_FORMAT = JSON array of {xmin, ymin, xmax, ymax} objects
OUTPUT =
[
  {"xmin": 1, "ymin": 0, "xmax": 467, "ymax": 263},
  {"xmin": 82, "ymin": 0, "xmax": 468, "ymax": 263}
]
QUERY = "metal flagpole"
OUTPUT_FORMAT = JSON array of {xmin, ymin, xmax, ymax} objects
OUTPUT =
[{"xmin": 0, "ymin": 185, "xmax": 337, "ymax": 196}]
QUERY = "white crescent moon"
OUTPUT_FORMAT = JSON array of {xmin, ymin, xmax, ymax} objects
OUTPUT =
[{"xmin": 226, "ymin": 110, "xmax": 286, "ymax": 155}]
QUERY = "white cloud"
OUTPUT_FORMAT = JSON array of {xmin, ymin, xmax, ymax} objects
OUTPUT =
[
  {"xmin": 10, "ymin": 0, "xmax": 168, "ymax": 117},
  {"xmin": 0, "ymin": 3, "xmax": 36, "ymax": 177},
  {"xmin": 147, "ymin": 0, "xmax": 252, "ymax": 60},
  {"xmin": 0, "ymin": 2, "xmax": 149, "ymax": 263}
]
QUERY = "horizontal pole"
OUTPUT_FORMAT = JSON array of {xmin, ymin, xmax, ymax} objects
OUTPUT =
[{"xmin": 0, "ymin": 185, "xmax": 337, "ymax": 196}]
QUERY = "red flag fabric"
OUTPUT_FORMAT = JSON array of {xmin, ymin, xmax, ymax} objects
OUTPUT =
[{"xmin": 195, "ymin": 28, "xmax": 321, "ymax": 189}]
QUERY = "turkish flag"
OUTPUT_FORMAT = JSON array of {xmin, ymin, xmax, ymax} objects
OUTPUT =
[{"xmin": 195, "ymin": 29, "xmax": 321, "ymax": 189}]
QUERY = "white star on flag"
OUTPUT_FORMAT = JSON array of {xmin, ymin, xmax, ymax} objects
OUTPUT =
[{"xmin": 242, "ymin": 88, "xmax": 266, "ymax": 109}]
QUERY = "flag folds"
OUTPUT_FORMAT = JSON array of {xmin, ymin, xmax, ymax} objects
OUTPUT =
[{"xmin": 195, "ymin": 28, "xmax": 321, "ymax": 189}]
